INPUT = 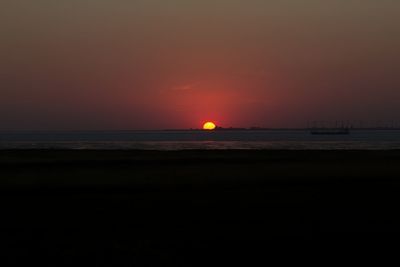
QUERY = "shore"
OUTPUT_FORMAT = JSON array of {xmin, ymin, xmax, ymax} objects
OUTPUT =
[{"xmin": 2, "ymin": 150, "xmax": 400, "ymax": 264}]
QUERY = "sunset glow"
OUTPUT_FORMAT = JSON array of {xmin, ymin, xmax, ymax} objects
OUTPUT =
[
  {"xmin": 203, "ymin": 122, "xmax": 216, "ymax": 130},
  {"xmin": 1, "ymin": 1, "xmax": 399, "ymax": 131}
]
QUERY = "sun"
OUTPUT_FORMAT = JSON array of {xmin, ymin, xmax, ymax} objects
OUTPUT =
[{"xmin": 203, "ymin": 121, "xmax": 216, "ymax": 130}]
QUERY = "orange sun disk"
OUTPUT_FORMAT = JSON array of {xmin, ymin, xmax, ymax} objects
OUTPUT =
[{"xmin": 203, "ymin": 122, "xmax": 216, "ymax": 130}]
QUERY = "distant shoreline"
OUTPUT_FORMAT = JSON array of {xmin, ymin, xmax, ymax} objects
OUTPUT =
[{"xmin": 171, "ymin": 128, "xmax": 400, "ymax": 131}]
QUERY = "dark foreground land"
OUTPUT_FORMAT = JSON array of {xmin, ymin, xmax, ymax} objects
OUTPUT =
[{"xmin": 1, "ymin": 150, "xmax": 400, "ymax": 265}]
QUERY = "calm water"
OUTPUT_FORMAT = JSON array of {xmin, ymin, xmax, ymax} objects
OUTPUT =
[{"xmin": 1, "ymin": 130, "xmax": 400, "ymax": 150}]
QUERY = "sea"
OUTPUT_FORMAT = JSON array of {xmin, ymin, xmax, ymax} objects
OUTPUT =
[{"xmin": 1, "ymin": 129, "xmax": 400, "ymax": 150}]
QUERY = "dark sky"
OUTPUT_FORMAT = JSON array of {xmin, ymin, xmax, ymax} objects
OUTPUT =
[{"xmin": 1, "ymin": 1, "xmax": 400, "ymax": 130}]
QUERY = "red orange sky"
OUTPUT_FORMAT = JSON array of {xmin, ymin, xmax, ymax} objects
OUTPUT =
[{"xmin": 1, "ymin": 1, "xmax": 400, "ymax": 130}]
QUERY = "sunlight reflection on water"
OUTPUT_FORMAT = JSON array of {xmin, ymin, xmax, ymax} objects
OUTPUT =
[{"xmin": 1, "ymin": 130, "xmax": 400, "ymax": 150}]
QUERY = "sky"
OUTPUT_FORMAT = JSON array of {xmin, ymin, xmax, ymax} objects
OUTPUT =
[{"xmin": 1, "ymin": 0, "xmax": 400, "ymax": 130}]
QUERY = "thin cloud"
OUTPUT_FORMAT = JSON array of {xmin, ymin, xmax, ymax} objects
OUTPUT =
[{"xmin": 171, "ymin": 82, "xmax": 200, "ymax": 92}]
